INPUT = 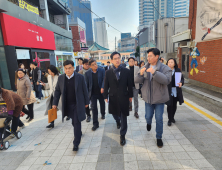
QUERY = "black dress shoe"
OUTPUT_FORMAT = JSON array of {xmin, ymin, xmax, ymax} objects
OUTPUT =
[
  {"xmin": 66, "ymin": 117, "xmax": 70, "ymax": 121},
  {"xmin": 120, "ymin": 135, "xmax": 126, "ymax": 146},
  {"xmin": 86, "ymin": 116, "xmax": 91, "ymax": 122},
  {"xmin": 168, "ymin": 121, "xmax": 172, "ymax": 126},
  {"xmin": 134, "ymin": 112, "xmax": 139, "ymax": 119},
  {"xmin": 26, "ymin": 116, "xmax": 30, "ymax": 120},
  {"xmin": 92, "ymin": 125, "xmax": 99, "ymax": 131},
  {"xmin": 147, "ymin": 124, "xmax": 151, "ymax": 131},
  {"xmin": 28, "ymin": 118, "xmax": 33, "ymax": 122},
  {"xmin": 46, "ymin": 123, "xmax": 54, "ymax": 128},
  {"xmin": 73, "ymin": 145, "xmax": 79, "ymax": 151},
  {"xmin": 157, "ymin": 139, "xmax": 163, "ymax": 148},
  {"xmin": 101, "ymin": 115, "xmax": 105, "ymax": 120},
  {"xmin": 172, "ymin": 119, "xmax": 176, "ymax": 123},
  {"xmin": 117, "ymin": 122, "xmax": 121, "ymax": 129}
]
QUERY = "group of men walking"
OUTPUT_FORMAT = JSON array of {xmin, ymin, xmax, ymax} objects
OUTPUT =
[{"xmin": 52, "ymin": 48, "xmax": 172, "ymax": 151}]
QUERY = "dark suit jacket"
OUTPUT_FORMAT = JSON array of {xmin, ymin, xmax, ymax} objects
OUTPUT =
[
  {"xmin": 104, "ymin": 67, "xmax": 133, "ymax": 116},
  {"xmin": 105, "ymin": 66, "xmax": 111, "ymax": 71},
  {"xmin": 166, "ymin": 68, "xmax": 184, "ymax": 106},
  {"xmin": 76, "ymin": 65, "xmax": 80, "ymax": 73},
  {"xmin": 85, "ymin": 68, "xmax": 105, "ymax": 99},
  {"xmin": 53, "ymin": 73, "xmax": 89, "ymax": 122}
]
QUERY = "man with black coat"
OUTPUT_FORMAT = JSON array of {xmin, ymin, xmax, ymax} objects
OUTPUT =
[
  {"xmin": 85, "ymin": 59, "xmax": 106, "ymax": 131},
  {"xmin": 105, "ymin": 61, "xmax": 111, "ymax": 71},
  {"xmin": 104, "ymin": 52, "xmax": 133, "ymax": 146},
  {"xmin": 52, "ymin": 60, "xmax": 89, "ymax": 151},
  {"xmin": 75, "ymin": 58, "xmax": 83, "ymax": 72}
]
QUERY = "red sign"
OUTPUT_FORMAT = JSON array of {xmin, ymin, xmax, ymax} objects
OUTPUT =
[{"xmin": 0, "ymin": 13, "xmax": 56, "ymax": 50}]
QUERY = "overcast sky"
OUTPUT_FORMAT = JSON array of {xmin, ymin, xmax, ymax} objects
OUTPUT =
[{"xmin": 91, "ymin": 0, "xmax": 139, "ymax": 51}]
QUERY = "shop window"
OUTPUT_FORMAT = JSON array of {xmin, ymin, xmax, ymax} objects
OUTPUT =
[{"xmin": 54, "ymin": 33, "xmax": 73, "ymax": 52}]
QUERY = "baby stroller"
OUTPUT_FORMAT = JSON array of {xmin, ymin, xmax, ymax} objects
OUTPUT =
[{"xmin": 0, "ymin": 102, "xmax": 22, "ymax": 150}]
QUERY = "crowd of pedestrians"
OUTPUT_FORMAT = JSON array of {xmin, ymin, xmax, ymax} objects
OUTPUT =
[{"xmin": 0, "ymin": 47, "xmax": 184, "ymax": 152}]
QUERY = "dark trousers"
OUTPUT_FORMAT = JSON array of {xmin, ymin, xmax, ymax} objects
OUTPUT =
[
  {"xmin": 113, "ymin": 113, "xmax": 128, "ymax": 136},
  {"xmin": 67, "ymin": 104, "xmax": 82, "ymax": 146},
  {"xmin": 85, "ymin": 106, "xmax": 90, "ymax": 117},
  {"xmin": 34, "ymin": 84, "xmax": 43, "ymax": 100},
  {"xmin": 22, "ymin": 104, "xmax": 34, "ymax": 119},
  {"xmin": 167, "ymin": 96, "xmax": 178, "ymax": 122},
  {"xmin": 11, "ymin": 116, "xmax": 24, "ymax": 132},
  {"xmin": 91, "ymin": 93, "xmax": 105, "ymax": 127}
]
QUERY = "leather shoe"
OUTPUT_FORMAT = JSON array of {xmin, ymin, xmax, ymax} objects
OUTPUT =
[
  {"xmin": 26, "ymin": 116, "xmax": 30, "ymax": 120},
  {"xmin": 134, "ymin": 112, "xmax": 139, "ymax": 118},
  {"xmin": 46, "ymin": 123, "xmax": 54, "ymax": 128},
  {"xmin": 129, "ymin": 106, "xmax": 132, "ymax": 111},
  {"xmin": 117, "ymin": 122, "xmax": 121, "ymax": 129},
  {"xmin": 101, "ymin": 115, "xmax": 105, "ymax": 120},
  {"xmin": 73, "ymin": 145, "xmax": 79, "ymax": 151},
  {"xmin": 172, "ymin": 119, "xmax": 176, "ymax": 123},
  {"xmin": 92, "ymin": 125, "xmax": 99, "ymax": 131},
  {"xmin": 147, "ymin": 124, "xmax": 151, "ymax": 131},
  {"xmin": 86, "ymin": 116, "xmax": 91, "ymax": 122},
  {"xmin": 120, "ymin": 135, "xmax": 126, "ymax": 146},
  {"xmin": 157, "ymin": 139, "xmax": 163, "ymax": 148},
  {"xmin": 66, "ymin": 117, "xmax": 70, "ymax": 121},
  {"xmin": 168, "ymin": 121, "xmax": 172, "ymax": 126}
]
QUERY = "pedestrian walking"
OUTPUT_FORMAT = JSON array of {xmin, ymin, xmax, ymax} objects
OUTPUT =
[
  {"xmin": 30, "ymin": 62, "xmax": 43, "ymax": 104},
  {"xmin": 105, "ymin": 61, "xmax": 111, "ymax": 71},
  {"xmin": 78, "ymin": 59, "xmax": 91, "ymax": 122},
  {"xmin": 104, "ymin": 52, "xmax": 133, "ymax": 146},
  {"xmin": 0, "ymin": 87, "xmax": 24, "ymax": 134},
  {"xmin": 15, "ymin": 63, "xmax": 29, "ymax": 89},
  {"xmin": 52, "ymin": 60, "xmax": 89, "ymax": 151},
  {"xmin": 121, "ymin": 60, "xmax": 126, "ymax": 68},
  {"xmin": 17, "ymin": 69, "xmax": 35, "ymax": 122},
  {"xmin": 139, "ymin": 61, "xmax": 145, "ymax": 68},
  {"xmin": 85, "ymin": 59, "xmax": 106, "ymax": 131},
  {"xmin": 135, "ymin": 48, "xmax": 172, "ymax": 148},
  {"xmin": 45, "ymin": 65, "xmax": 62, "ymax": 128},
  {"xmin": 166, "ymin": 58, "xmax": 184, "ymax": 126},
  {"xmin": 41, "ymin": 71, "xmax": 49, "ymax": 99},
  {"xmin": 76, "ymin": 58, "xmax": 83, "ymax": 72},
  {"xmin": 126, "ymin": 57, "xmax": 140, "ymax": 118},
  {"xmin": 138, "ymin": 61, "xmax": 145, "ymax": 98},
  {"xmin": 135, "ymin": 60, "xmax": 138, "ymax": 66}
]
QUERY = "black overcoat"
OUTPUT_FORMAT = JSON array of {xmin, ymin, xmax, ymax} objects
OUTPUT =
[
  {"xmin": 103, "ymin": 67, "xmax": 133, "ymax": 116},
  {"xmin": 166, "ymin": 68, "xmax": 184, "ymax": 106}
]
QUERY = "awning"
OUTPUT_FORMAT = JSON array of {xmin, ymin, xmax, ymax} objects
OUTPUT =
[{"xmin": 172, "ymin": 29, "xmax": 191, "ymax": 43}]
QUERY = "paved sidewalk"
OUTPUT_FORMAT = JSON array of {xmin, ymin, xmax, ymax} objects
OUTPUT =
[{"xmin": 0, "ymin": 97, "xmax": 222, "ymax": 170}]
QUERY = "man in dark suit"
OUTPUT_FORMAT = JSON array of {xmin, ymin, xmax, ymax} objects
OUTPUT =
[
  {"xmin": 85, "ymin": 59, "xmax": 106, "ymax": 131},
  {"xmin": 105, "ymin": 61, "xmax": 111, "ymax": 71},
  {"xmin": 75, "ymin": 58, "xmax": 83, "ymax": 72},
  {"xmin": 52, "ymin": 60, "xmax": 89, "ymax": 151},
  {"xmin": 104, "ymin": 52, "xmax": 133, "ymax": 146},
  {"xmin": 121, "ymin": 60, "xmax": 126, "ymax": 68}
]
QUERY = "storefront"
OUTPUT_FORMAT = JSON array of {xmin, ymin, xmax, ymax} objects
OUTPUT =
[
  {"xmin": 0, "ymin": 13, "xmax": 56, "ymax": 90},
  {"xmin": 55, "ymin": 51, "xmax": 74, "ymax": 74}
]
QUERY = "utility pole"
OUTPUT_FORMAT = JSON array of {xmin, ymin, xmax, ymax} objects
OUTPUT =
[{"xmin": 115, "ymin": 37, "xmax": 116, "ymax": 51}]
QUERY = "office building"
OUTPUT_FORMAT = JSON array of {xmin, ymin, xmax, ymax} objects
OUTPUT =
[{"xmin": 94, "ymin": 17, "xmax": 108, "ymax": 49}]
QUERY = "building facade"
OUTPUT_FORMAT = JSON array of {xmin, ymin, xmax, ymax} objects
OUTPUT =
[
  {"xmin": 117, "ymin": 37, "xmax": 136, "ymax": 53},
  {"xmin": 69, "ymin": 0, "xmax": 94, "ymax": 46},
  {"xmin": 0, "ymin": 0, "xmax": 73, "ymax": 90},
  {"xmin": 93, "ymin": 17, "xmax": 108, "ymax": 49},
  {"xmin": 174, "ymin": 0, "xmax": 190, "ymax": 18}
]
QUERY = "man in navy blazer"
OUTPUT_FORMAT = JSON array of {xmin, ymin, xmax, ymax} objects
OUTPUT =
[
  {"xmin": 85, "ymin": 59, "xmax": 106, "ymax": 131},
  {"xmin": 53, "ymin": 60, "xmax": 89, "ymax": 152}
]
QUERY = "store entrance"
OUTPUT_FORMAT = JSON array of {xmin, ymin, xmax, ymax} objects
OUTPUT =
[
  {"xmin": 17, "ymin": 59, "xmax": 30, "ymax": 70},
  {"xmin": 57, "ymin": 55, "xmax": 73, "ymax": 74}
]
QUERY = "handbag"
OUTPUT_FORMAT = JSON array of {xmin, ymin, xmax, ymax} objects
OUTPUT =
[
  {"xmin": 48, "ymin": 109, "xmax": 57, "ymax": 123},
  {"xmin": 44, "ymin": 83, "xmax": 50, "ymax": 90}
]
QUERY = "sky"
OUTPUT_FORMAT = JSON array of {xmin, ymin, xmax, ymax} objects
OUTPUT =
[{"xmin": 90, "ymin": 0, "xmax": 139, "ymax": 51}]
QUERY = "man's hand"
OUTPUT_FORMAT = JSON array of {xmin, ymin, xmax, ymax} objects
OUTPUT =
[
  {"xmin": 140, "ymin": 67, "xmax": 146, "ymax": 76},
  {"xmin": 52, "ymin": 105, "xmax": 57, "ymax": 109},
  {"xmin": 178, "ymin": 83, "xmax": 182, "ymax": 88},
  {"xmin": 101, "ymin": 88, "xmax": 104, "ymax": 94},
  {"xmin": 85, "ymin": 105, "xmax": 88, "ymax": 108},
  {"xmin": 37, "ymin": 82, "xmax": 40, "ymax": 85},
  {"xmin": 105, "ymin": 99, "xmax": 108, "ymax": 103},
  {"xmin": 129, "ymin": 98, "xmax": 133, "ymax": 102},
  {"xmin": 146, "ymin": 67, "xmax": 155, "ymax": 74}
]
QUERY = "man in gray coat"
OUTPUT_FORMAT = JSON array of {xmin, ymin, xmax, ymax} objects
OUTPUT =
[
  {"xmin": 135, "ymin": 48, "xmax": 172, "ymax": 148},
  {"xmin": 126, "ymin": 57, "xmax": 140, "ymax": 118},
  {"xmin": 52, "ymin": 60, "xmax": 89, "ymax": 151}
]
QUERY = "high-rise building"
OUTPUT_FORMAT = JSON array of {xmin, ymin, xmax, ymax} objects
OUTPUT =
[
  {"xmin": 174, "ymin": 0, "xmax": 190, "ymax": 18},
  {"xmin": 69, "ymin": 0, "xmax": 94, "ymax": 46},
  {"xmin": 94, "ymin": 17, "xmax": 108, "ymax": 49},
  {"xmin": 121, "ymin": 33, "xmax": 131, "ymax": 40},
  {"xmin": 139, "ymin": 0, "xmax": 155, "ymax": 30}
]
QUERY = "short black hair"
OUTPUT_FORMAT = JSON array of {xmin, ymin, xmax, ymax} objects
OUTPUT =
[
  {"xmin": 17, "ymin": 68, "xmax": 26, "ymax": 74},
  {"xmin": 107, "ymin": 61, "xmax": 110, "ymax": 63},
  {"xmin": 48, "ymin": 65, "xmax": 59, "ymax": 75},
  {"xmin": 166, "ymin": 58, "xmax": 178, "ymax": 69},
  {"xmin": 110, "ymin": 52, "xmax": 121, "ymax": 60},
  {"xmin": 139, "ymin": 61, "xmax": 145, "ymax": 68},
  {"xmin": 31, "ymin": 62, "xmax": 38, "ymax": 66},
  {"xmin": 63, "ymin": 60, "xmax": 74, "ymax": 67},
  {"xmin": 128, "ymin": 57, "xmax": 135, "ymax": 62},
  {"xmin": 18, "ymin": 63, "xmax": 24, "ymax": 68},
  {"xmin": 78, "ymin": 58, "xmax": 83, "ymax": 61},
  {"xmin": 89, "ymin": 59, "xmax": 96, "ymax": 66},
  {"xmin": 147, "ymin": 48, "xmax": 160, "ymax": 56},
  {"xmin": 83, "ymin": 59, "xmax": 89, "ymax": 65}
]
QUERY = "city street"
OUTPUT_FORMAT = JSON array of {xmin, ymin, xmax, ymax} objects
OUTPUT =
[{"xmin": 0, "ymin": 97, "xmax": 222, "ymax": 170}]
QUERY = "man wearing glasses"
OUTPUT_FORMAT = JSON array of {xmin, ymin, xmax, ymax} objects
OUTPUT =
[
  {"xmin": 104, "ymin": 52, "xmax": 133, "ymax": 146},
  {"xmin": 85, "ymin": 59, "xmax": 106, "ymax": 131}
]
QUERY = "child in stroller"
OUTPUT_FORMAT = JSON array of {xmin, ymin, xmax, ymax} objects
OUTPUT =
[{"xmin": 0, "ymin": 102, "xmax": 22, "ymax": 150}]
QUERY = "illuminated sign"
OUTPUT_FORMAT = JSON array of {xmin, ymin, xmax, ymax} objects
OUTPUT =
[{"xmin": 18, "ymin": 0, "xmax": 39, "ymax": 15}]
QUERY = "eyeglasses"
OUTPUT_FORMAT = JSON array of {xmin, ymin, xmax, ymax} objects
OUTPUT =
[{"xmin": 112, "ymin": 57, "xmax": 121, "ymax": 61}]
